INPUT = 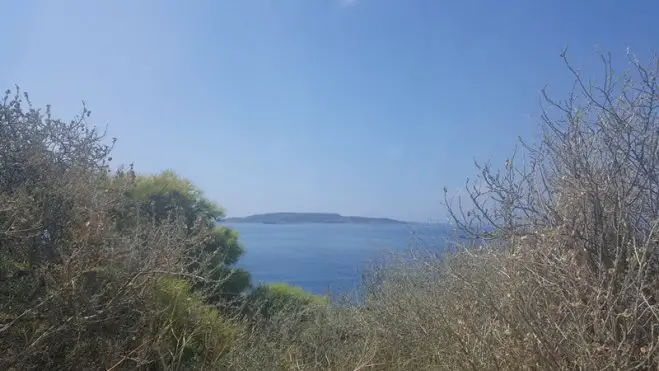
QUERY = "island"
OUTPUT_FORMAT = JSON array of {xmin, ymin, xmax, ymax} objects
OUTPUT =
[{"xmin": 223, "ymin": 212, "xmax": 407, "ymax": 225}]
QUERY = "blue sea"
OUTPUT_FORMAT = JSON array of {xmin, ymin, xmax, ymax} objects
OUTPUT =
[{"xmin": 225, "ymin": 223, "xmax": 451, "ymax": 296}]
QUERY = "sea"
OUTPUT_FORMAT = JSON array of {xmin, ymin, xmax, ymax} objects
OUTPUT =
[{"xmin": 224, "ymin": 222, "xmax": 452, "ymax": 297}]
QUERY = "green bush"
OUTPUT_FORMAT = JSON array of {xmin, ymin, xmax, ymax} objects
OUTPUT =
[
  {"xmin": 131, "ymin": 170, "xmax": 252, "ymax": 304},
  {"xmin": 0, "ymin": 89, "xmax": 246, "ymax": 370},
  {"xmin": 150, "ymin": 277, "xmax": 243, "ymax": 369},
  {"xmin": 249, "ymin": 283, "xmax": 328, "ymax": 319}
]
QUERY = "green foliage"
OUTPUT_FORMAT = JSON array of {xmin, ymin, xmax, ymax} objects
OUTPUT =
[
  {"xmin": 207, "ymin": 226, "xmax": 244, "ymax": 266},
  {"xmin": 250, "ymin": 283, "xmax": 328, "ymax": 319},
  {"xmin": 152, "ymin": 277, "xmax": 242, "ymax": 368},
  {"xmin": 133, "ymin": 170, "xmax": 224, "ymax": 228},
  {"xmin": 129, "ymin": 170, "xmax": 251, "ymax": 303},
  {"xmin": 0, "ymin": 88, "xmax": 249, "ymax": 370}
]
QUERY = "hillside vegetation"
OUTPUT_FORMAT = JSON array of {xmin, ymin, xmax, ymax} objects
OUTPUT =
[{"xmin": 2, "ymin": 50, "xmax": 659, "ymax": 370}]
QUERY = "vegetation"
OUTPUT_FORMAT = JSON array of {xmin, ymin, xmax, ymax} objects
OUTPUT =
[
  {"xmin": 131, "ymin": 171, "xmax": 251, "ymax": 305},
  {"xmin": 247, "ymin": 283, "xmax": 329, "ymax": 319},
  {"xmin": 0, "ymin": 88, "xmax": 253, "ymax": 370},
  {"xmin": 2, "ymin": 49, "xmax": 659, "ymax": 370}
]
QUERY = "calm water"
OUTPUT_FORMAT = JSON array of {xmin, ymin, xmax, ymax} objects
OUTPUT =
[{"xmin": 225, "ymin": 223, "xmax": 450, "ymax": 296}]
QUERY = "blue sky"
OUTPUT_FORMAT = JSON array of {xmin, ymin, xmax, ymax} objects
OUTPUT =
[{"xmin": 1, "ymin": 0, "xmax": 657, "ymax": 222}]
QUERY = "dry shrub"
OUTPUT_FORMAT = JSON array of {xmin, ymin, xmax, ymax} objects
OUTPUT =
[
  {"xmin": 0, "ymin": 89, "xmax": 242, "ymax": 370},
  {"xmin": 224, "ymin": 50, "xmax": 659, "ymax": 370},
  {"xmin": 438, "ymin": 50, "xmax": 659, "ymax": 369},
  {"xmin": 224, "ymin": 302, "xmax": 377, "ymax": 371},
  {"xmin": 354, "ymin": 234, "xmax": 659, "ymax": 370}
]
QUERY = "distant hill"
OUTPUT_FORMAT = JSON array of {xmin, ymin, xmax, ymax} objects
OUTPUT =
[{"xmin": 223, "ymin": 212, "xmax": 407, "ymax": 225}]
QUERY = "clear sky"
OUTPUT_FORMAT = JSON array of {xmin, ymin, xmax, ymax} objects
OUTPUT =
[{"xmin": 1, "ymin": 1, "xmax": 657, "ymax": 222}]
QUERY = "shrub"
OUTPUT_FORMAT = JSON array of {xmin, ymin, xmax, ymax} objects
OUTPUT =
[
  {"xmin": 440, "ymin": 50, "xmax": 659, "ymax": 369},
  {"xmin": 130, "ymin": 171, "xmax": 252, "ymax": 307},
  {"xmin": 248, "ymin": 283, "xmax": 328, "ymax": 319},
  {"xmin": 149, "ymin": 277, "xmax": 242, "ymax": 369},
  {"xmin": 0, "ymin": 88, "xmax": 242, "ymax": 370},
  {"xmin": 225, "ymin": 300, "xmax": 375, "ymax": 371},
  {"xmin": 225, "ymin": 50, "xmax": 659, "ymax": 370}
]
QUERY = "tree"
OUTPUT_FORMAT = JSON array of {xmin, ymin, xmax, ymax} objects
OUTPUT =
[{"xmin": 130, "ymin": 170, "xmax": 251, "ymax": 305}]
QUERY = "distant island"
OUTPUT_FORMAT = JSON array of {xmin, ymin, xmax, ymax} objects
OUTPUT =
[{"xmin": 223, "ymin": 212, "xmax": 408, "ymax": 225}]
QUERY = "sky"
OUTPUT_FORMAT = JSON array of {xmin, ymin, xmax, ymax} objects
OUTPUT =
[{"xmin": 1, "ymin": 0, "xmax": 657, "ymax": 222}]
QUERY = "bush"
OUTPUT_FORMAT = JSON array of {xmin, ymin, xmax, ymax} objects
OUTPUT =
[
  {"xmin": 130, "ymin": 170, "xmax": 252, "ymax": 306},
  {"xmin": 442, "ymin": 50, "xmax": 659, "ymax": 368},
  {"xmin": 224, "ymin": 50, "xmax": 659, "ymax": 370},
  {"xmin": 248, "ymin": 283, "xmax": 328, "ymax": 319},
  {"xmin": 4, "ymin": 48, "xmax": 659, "ymax": 370},
  {"xmin": 149, "ymin": 277, "xmax": 242, "ymax": 369},
  {"xmin": 0, "ymin": 89, "xmax": 243, "ymax": 370},
  {"xmin": 225, "ymin": 300, "xmax": 374, "ymax": 370}
]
